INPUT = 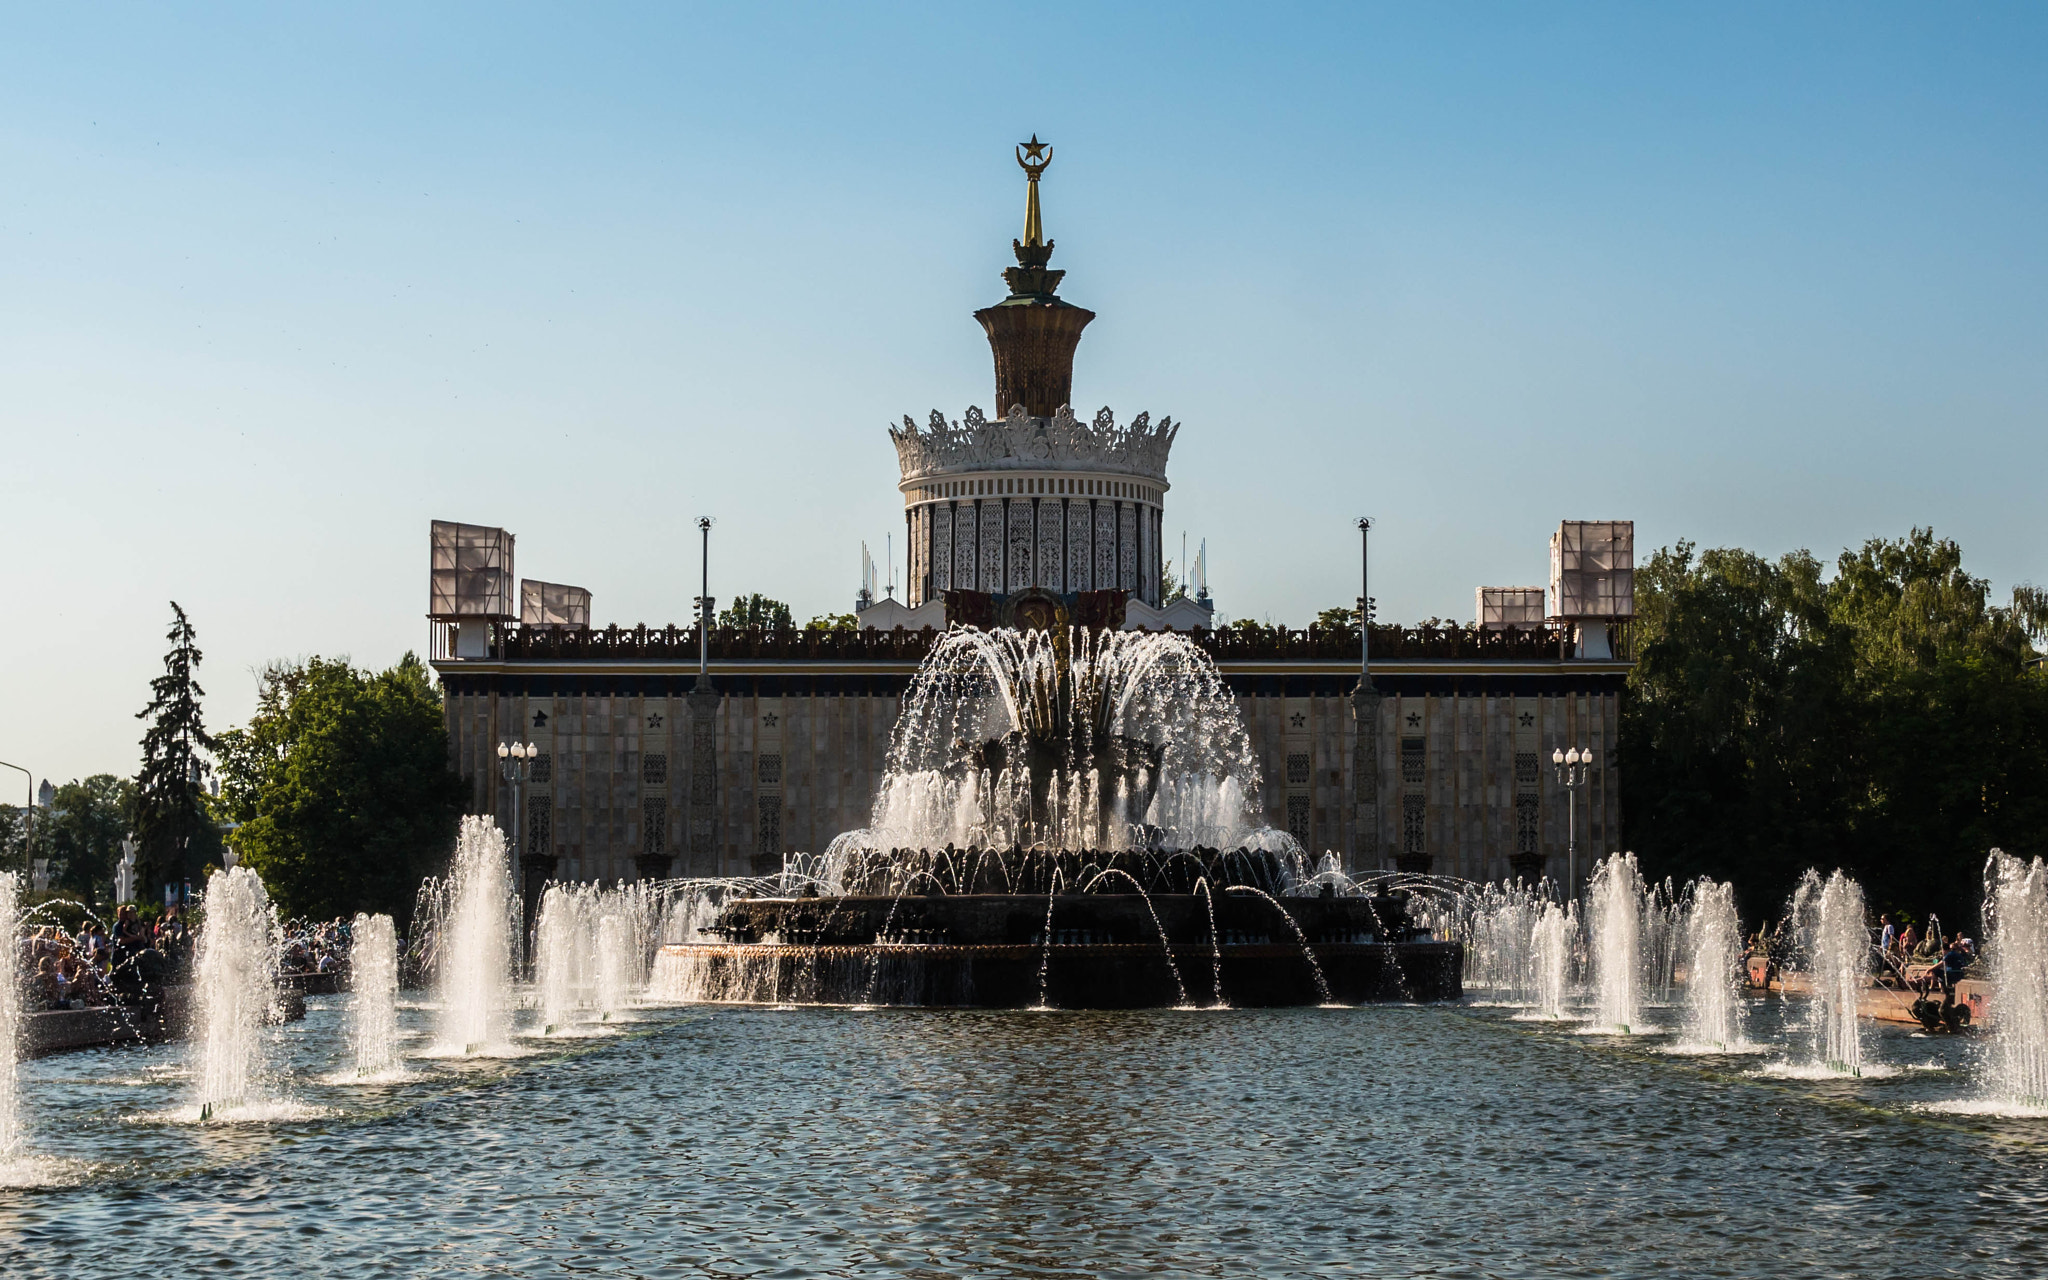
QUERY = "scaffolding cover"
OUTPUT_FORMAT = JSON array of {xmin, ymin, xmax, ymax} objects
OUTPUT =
[
  {"xmin": 1548, "ymin": 520, "xmax": 1635, "ymax": 619},
  {"xmin": 1477, "ymin": 586, "xmax": 1547, "ymax": 630},
  {"xmin": 521, "ymin": 579, "xmax": 592, "ymax": 628},
  {"xmin": 429, "ymin": 520, "xmax": 515, "ymax": 619}
]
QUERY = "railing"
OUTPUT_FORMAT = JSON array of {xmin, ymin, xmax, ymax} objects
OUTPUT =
[{"xmin": 488, "ymin": 622, "xmax": 1586, "ymax": 664}]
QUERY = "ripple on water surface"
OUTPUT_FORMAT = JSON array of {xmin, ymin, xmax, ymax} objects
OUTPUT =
[{"xmin": 2, "ymin": 997, "xmax": 2048, "ymax": 1277}]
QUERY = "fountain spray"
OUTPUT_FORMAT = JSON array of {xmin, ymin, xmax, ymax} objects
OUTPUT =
[{"xmin": 193, "ymin": 866, "xmax": 281, "ymax": 1119}]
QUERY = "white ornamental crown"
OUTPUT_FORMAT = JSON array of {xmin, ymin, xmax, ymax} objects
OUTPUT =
[{"xmin": 888, "ymin": 404, "xmax": 1177, "ymax": 483}]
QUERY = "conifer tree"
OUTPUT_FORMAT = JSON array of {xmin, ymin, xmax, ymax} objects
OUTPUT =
[{"xmin": 133, "ymin": 602, "xmax": 216, "ymax": 896}]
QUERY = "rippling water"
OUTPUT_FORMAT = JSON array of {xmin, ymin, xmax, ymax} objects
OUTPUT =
[{"xmin": 4, "ymin": 995, "xmax": 2048, "ymax": 1277}]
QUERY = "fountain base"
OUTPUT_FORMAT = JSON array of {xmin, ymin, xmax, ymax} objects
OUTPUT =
[{"xmin": 655, "ymin": 893, "xmax": 1461, "ymax": 1007}]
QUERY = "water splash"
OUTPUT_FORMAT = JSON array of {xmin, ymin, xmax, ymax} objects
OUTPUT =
[
  {"xmin": 1790, "ymin": 868, "xmax": 1867, "ymax": 1076},
  {"xmin": 825, "ymin": 628, "xmax": 1280, "ymax": 870},
  {"xmin": 1674, "ymin": 878, "xmax": 1746, "ymax": 1052},
  {"xmin": 1588, "ymin": 853, "xmax": 1646, "ymax": 1033},
  {"xmin": 193, "ymin": 866, "xmax": 281, "ymax": 1119},
  {"xmin": 433, "ymin": 816, "xmax": 516, "ymax": 1055},
  {"xmin": 1530, "ymin": 900, "xmax": 1575, "ymax": 1021},
  {"xmin": 349, "ymin": 913, "xmax": 402, "ymax": 1078},
  {"xmin": 1979, "ymin": 849, "xmax": 2048, "ymax": 1111},
  {"xmin": 0, "ymin": 872, "xmax": 21, "ymax": 1161}
]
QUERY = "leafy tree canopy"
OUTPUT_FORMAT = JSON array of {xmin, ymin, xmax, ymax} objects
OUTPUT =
[
  {"xmin": 804, "ymin": 612, "xmax": 859, "ymax": 634},
  {"xmin": 718, "ymin": 593, "xmax": 794, "ymax": 630},
  {"xmin": 1622, "ymin": 531, "xmax": 2048, "ymax": 930},
  {"xmin": 41, "ymin": 775, "xmax": 137, "ymax": 904},
  {"xmin": 216, "ymin": 653, "xmax": 462, "ymax": 923}
]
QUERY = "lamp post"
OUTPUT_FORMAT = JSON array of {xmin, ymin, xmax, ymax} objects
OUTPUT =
[
  {"xmin": 1351, "ymin": 518, "xmax": 1382, "ymax": 876},
  {"xmin": 0, "ymin": 760, "xmax": 34, "ymax": 875},
  {"xmin": 498, "ymin": 741, "xmax": 535, "ymax": 897},
  {"xmin": 694, "ymin": 517, "xmax": 716, "ymax": 693},
  {"xmin": 1552, "ymin": 746, "xmax": 1593, "ymax": 898},
  {"xmin": 1355, "ymin": 517, "xmax": 1374, "ymax": 680}
]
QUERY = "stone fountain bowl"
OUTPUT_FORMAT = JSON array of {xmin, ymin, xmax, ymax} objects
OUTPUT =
[{"xmin": 660, "ymin": 891, "xmax": 1460, "ymax": 1008}]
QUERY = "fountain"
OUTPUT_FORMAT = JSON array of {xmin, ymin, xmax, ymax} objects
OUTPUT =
[
  {"xmin": 348, "ymin": 912, "xmax": 402, "ymax": 1077},
  {"xmin": 1530, "ymin": 900, "xmax": 1575, "ymax": 1021},
  {"xmin": 0, "ymin": 872, "xmax": 22, "ymax": 1167},
  {"xmin": 653, "ymin": 622, "xmax": 1462, "ymax": 1007},
  {"xmin": 1789, "ymin": 868, "xmax": 1868, "ymax": 1076},
  {"xmin": 1977, "ymin": 849, "xmax": 2048, "ymax": 1110},
  {"xmin": 433, "ymin": 816, "xmax": 516, "ymax": 1055},
  {"xmin": 1673, "ymin": 878, "xmax": 1746, "ymax": 1052},
  {"xmin": 537, "ymin": 881, "xmax": 659, "ymax": 1029},
  {"xmin": 1588, "ymin": 852, "xmax": 1646, "ymax": 1032},
  {"xmin": 192, "ymin": 866, "xmax": 281, "ymax": 1119}
]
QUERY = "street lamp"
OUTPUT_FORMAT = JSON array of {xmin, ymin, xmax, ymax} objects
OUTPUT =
[
  {"xmin": 0, "ymin": 760, "xmax": 34, "ymax": 875},
  {"xmin": 498, "ymin": 741, "xmax": 536, "ymax": 896},
  {"xmin": 1552, "ymin": 746, "xmax": 1595, "ymax": 898},
  {"xmin": 694, "ymin": 516, "xmax": 716, "ymax": 693},
  {"xmin": 1355, "ymin": 517, "xmax": 1375, "ymax": 681}
]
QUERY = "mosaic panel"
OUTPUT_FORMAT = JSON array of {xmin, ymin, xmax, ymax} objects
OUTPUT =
[
  {"xmin": 979, "ymin": 501, "xmax": 1003, "ymax": 592},
  {"xmin": 1119, "ymin": 504, "xmax": 1137, "ymax": 590},
  {"xmin": 1067, "ymin": 500, "xmax": 1091, "ymax": 591},
  {"xmin": 1037, "ymin": 499, "xmax": 1062, "ymax": 590},
  {"xmin": 1007, "ymin": 498, "xmax": 1033, "ymax": 592},
  {"xmin": 1094, "ymin": 503, "xmax": 1116, "ymax": 590}
]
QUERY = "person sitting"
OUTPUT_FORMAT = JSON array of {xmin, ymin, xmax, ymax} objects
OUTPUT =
[{"xmin": 34, "ymin": 956, "xmax": 62, "ymax": 1010}]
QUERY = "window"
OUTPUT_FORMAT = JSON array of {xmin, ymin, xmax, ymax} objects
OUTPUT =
[
  {"xmin": 1402, "ymin": 794, "xmax": 1426, "ymax": 855},
  {"xmin": 1515, "ymin": 794, "xmax": 1540, "ymax": 855},
  {"xmin": 528, "ymin": 794, "xmax": 553, "ymax": 853},
  {"xmin": 757, "ymin": 796, "xmax": 781, "ymax": 858},
  {"xmin": 1286, "ymin": 752, "xmax": 1311, "ymax": 785},
  {"xmin": 1515, "ymin": 752, "xmax": 1538, "ymax": 785},
  {"xmin": 758, "ymin": 754, "xmax": 782, "ymax": 786},
  {"xmin": 1400, "ymin": 737, "xmax": 1426, "ymax": 784},
  {"xmin": 532, "ymin": 751, "xmax": 553, "ymax": 784},
  {"xmin": 642, "ymin": 798, "xmax": 666, "ymax": 856},
  {"xmin": 1287, "ymin": 795, "xmax": 1311, "ymax": 845},
  {"xmin": 642, "ymin": 753, "xmax": 667, "ymax": 785}
]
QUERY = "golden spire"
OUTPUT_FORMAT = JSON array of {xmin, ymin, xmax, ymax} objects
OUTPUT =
[{"xmin": 1016, "ymin": 135, "xmax": 1051, "ymax": 248}]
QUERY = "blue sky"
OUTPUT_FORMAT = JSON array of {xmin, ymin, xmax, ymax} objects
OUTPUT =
[{"xmin": 3, "ymin": 3, "xmax": 2045, "ymax": 784}]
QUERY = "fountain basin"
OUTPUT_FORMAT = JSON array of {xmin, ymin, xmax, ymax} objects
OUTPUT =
[{"xmin": 657, "ymin": 893, "xmax": 1461, "ymax": 1007}]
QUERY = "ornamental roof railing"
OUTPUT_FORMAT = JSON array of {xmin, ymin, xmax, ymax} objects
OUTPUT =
[
  {"xmin": 888, "ymin": 404, "xmax": 1177, "ymax": 483},
  {"xmin": 482, "ymin": 622, "xmax": 1623, "ymax": 664}
]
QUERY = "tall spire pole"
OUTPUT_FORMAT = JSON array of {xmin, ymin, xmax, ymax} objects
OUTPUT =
[{"xmin": 1018, "ymin": 135, "xmax": 1050, "ymax": 248}]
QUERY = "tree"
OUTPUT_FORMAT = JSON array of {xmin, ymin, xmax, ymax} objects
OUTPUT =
[
  {"xmin": 804, "ymin": 612, "xmax": 858, "ymax": 634},
  {"xmin": 41, "ymin": 775, "xmax": 137, "ymax": 904},
  {"xmin": 216, "ymin": 653, "xmax": 463, "ymax": 922},
  {"xmin": 133, "ymin": 602, "xmax": 218, "ymax": 896},
  {"xmin": 718, "ymin": 593, "xmax": 794, "ymax": 630},
  {"xmin": 1621, "ymin": 530, "xmax": 2048, "ymax": 930}
]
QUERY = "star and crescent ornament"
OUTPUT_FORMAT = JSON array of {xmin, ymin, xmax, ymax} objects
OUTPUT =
[{"xmin": 1016, "ymin": 134, "xmax": 1051, "ymax": 174}]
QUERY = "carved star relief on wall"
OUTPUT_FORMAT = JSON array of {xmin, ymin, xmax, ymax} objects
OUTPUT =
[
  {"xmin": 762, "ymin": 713, "xmax": 779, "ymax": 727},
  {"xmin": 1289, "ymin": 713, "xmax": 1305, "ymax": 728},
  {"xmin": 532, "ymin": 710, "xmax": 548, "ymax": 727},
  {"xmin": 647, "ymin": 714, "xmax": 663, "ymax": 729},
  {"xmin": 1519, "ymin": 712, "xmax": 1535, "ymax": 728},
  {"xmin": 1406, "ymin": 712, "xmax": 1422, "ymax": 728}
]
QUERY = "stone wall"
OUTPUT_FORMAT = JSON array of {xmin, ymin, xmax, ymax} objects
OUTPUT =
[{"xmin": 441, "ymin": 666, "xmax": 1624, "ymax": 886}]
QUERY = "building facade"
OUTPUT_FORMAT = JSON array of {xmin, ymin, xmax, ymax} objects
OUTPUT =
[{"xmin": 426, "ymin": 141, "xmax": 1632, "ymax": 894}]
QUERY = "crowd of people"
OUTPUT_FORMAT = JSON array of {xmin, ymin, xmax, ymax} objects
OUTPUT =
[
  {"xmin": 15, "ymin": 908, "xmax": 359, "ymax": 1013},
  {"xmin": 19, "ymin": 904, "xmax": 193, "ymax": 1011}
]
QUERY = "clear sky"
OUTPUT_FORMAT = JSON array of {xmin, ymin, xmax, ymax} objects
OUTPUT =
[{"xmin": 4, "ymin": 2, "xmax": 2045, "ymax": 786}]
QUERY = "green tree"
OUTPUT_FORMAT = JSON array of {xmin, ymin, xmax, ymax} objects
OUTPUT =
[
  {"xmin": 41, "ymin": 775, "xmax": 137, "ymax": 904},
  {"xmin": 216, "ymin": 653, "xmax": 463, "ymax": 922},
  {"xmin": 719, "ymin": 593, "xmax": 794, "ymax": 630},
  {"xmin": 804, "ymin": 612, "xmax": 858, "ymax": 634},
  {"xmin": 133, "ymin": 602, "xmax": 217, "ymax": 896},
  {"xmin": 1622, "ymin": 530, "xmax": 2048, "ymax": 929}
]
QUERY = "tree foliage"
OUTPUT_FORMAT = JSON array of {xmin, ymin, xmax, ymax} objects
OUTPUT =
[
  {"xmin": 804, "ymin": 612, "xmax": 858, "ymax": 634},
  {"xmin": 215, "ymin": 653, "xmax": 463, "ymax": 923},
  {"xmin": 133, "ymin": 602, "xmax": 218, "ymax": 895},
  {"xmin": 1622, "ymin": 530, "xmax": 2048, "ymax": 929},
  {"xmin": 42, "ymin": 775, "xmax": 137, "ymax": 904},
  {"xmin": 718, "ymin": 593, "xmax": 794, "ymax": 630}
]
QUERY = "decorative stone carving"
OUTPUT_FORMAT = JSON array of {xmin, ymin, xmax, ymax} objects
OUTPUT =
[
  {"xmin": 1007, "ymin": 498, "xmax": 1033, "ymax": 592},
  {"xmin": 978, "ymin": 502, "xmax": 1003, "ymax": 592},
  {"xmin": 888, "ymin": 405, "xmax": 1178, "ymax": 482},
  {"xmin": 1037, "ymin": 500, "xmax": 1062, "ymax": 590},
  {"xmin": 1066, "ymin": 501, "xmax": 1091, "ymax": 591},
  {"xmin": 933, "ymin": 505, "xmax": 953, "ymax": 593},
  {"xmin": 1093, "ymin": 504, "xmax": 1116, "ymax": 591}
]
